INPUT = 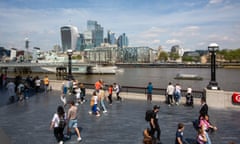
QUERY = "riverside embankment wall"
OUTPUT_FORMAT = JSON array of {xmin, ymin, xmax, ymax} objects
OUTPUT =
[{"xmin": 50, "ymin": 80, "xmax": 239, "ymax": 109}]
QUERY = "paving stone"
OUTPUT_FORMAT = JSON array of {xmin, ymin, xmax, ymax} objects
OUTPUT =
[{"xmin": 0, "ymin": 89, "xmax": 239, "ymax": 144}]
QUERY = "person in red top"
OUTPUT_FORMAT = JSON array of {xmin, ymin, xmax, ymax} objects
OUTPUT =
[
  {"xmin": 108, "ymin": 85, "xmax": 113, "ymax": 105},
  {"xmin": 94, "ymin": 79, "xmax": 103, "ymax": 92}
]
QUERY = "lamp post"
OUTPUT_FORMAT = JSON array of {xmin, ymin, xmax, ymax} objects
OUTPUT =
[
  {"xmin": 207, "ymin": 43, "xmax": 220, "ymax": 90},
  {"xmin": 67, "ymin": 49, "xmax": 73, "ymax": 80}
]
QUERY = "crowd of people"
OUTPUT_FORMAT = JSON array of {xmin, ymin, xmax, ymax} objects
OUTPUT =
[
  {"xmin": 1, "ymin": 74, "xmax": 234, "ymax": 144},
  {"xmin": 1, "ymin": 74, "xmax": 51, "ymax": 103},
  {"xmin": 143, "ymin": 82, "xmax": 220, "ymax": 144},
  {"xmin": 51, "ymin": 78, "xmax": 122, "ymax": 143},
  {"xmin": 143, "ymin": 96, "xmax": 219, "ymax": 144}
]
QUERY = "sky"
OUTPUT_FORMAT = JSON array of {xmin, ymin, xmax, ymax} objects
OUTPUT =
[{"xmin": 0, "ymin": 0, "xmax": 239, "ymax": 52}]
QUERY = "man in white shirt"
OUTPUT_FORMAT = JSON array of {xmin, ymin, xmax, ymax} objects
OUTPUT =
[{"xmin": 166, "ymin": 82, "xmax": 174, "ymax": 106}]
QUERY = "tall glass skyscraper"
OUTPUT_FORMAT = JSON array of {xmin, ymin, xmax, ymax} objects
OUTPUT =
[
  {"xmin": 87, "ymin": 20, "xmax": 104, "ymax": 47},
  {"xmin": 60, "ymin": 25, "xmax": 79, "ymax": 52},
  {"xmin": 107, "ymin": 30, "xmax": 116, "ymax": 45},
  {"xmin": 117, "ymin": 33, "xmax": 129, "ymax": 48}
]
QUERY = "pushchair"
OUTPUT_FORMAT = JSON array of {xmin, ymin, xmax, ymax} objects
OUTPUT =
[{"xmin": 185, "ymin": 93, "xmax": 194, "ymax": 107}]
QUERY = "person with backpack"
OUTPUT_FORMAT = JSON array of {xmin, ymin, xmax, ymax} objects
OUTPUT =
[
  {"xmin": 149, "ymin": 105, "xmax": 161, "ymax": 143},
  {"xmin": 50, "ymin": 106, "xmax": 66, "ymax": 144}
]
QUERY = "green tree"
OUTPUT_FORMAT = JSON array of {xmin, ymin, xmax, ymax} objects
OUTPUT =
[
  {"xmin": 158, "ymin": 51, "xmax": 168, "ymax": 62},
  {"xmin": 218, "ymin": 48, "xmax": 240, "ymax": 62},
  {"xmin": 72, "ymin": 55, "xmax": 82, "ymax": 60},
  {"xmin": 169, "ymin": 52, "xmax": 180, "ymax": 61}
]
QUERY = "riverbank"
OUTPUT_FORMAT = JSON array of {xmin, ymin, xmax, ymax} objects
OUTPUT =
[{"xmin": 116, "ymin": 63, "xmax": 240, "ymax": 68}]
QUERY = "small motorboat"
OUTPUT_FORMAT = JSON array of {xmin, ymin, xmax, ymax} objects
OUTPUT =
[{"xmin": 174, "ymin": 73, "xmax": 203, "ymax": 80}]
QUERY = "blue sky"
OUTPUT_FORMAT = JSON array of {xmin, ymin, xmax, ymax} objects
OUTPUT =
[{"xmin": 0, "ymin": 0, "xmax": 239, "ymax": 51}]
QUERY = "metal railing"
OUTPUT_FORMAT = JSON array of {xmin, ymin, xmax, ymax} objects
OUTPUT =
[{"xmin": 82, "ymin": 83, "xmax": 204, "ymax": 98}]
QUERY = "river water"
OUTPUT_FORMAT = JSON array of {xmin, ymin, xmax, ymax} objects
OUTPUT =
[
  {"xmin": 77, "ymin": 67, "xmax": 240, "ymax": 92},
  {"xmin": 8, "ymin": 67, "xmax": 240, "ymax": 92}
]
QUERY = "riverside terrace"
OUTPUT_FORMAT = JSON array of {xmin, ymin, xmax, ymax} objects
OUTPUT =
[{"xmin": 0, "ymin": 83, "xmax": 239, "ymax": 144}]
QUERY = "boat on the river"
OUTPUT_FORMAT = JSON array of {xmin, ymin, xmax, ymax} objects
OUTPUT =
[
  {"xmin": 174, "ymin": 73, "xmax": 203, "ymax": 80},
  {"xmin": 41, "ymin": 64, "xmax": 120, "ymax": 74}
]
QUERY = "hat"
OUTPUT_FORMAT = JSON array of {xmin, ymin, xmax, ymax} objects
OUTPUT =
[{"xmin": 153, "ymin": 105, "xmax": 160, "ymax": 110}]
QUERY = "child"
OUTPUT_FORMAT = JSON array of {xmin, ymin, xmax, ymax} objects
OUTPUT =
[
  {"xmin": 143, "ymin": 128, "xmax": 154, "ymax": 144},
  {"xmin": 197, "ymin": 128, "xmax": 207, "ymax": 144},
  {"xmin": 89, "ymin": 91, "xmax": 100, "ymax": 117}
]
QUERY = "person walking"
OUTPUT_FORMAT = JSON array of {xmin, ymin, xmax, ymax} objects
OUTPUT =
[
  {"xmin": 89, "ymin": 91, "xmax": 101, "ymax": 117},
  {"xmin": 174, "ymin": 83, "xmax": 182, "ymax": 105},
  {"xmin": 74, "ymin": 83, "xmax": 81, "ymax": 105},
  {"xmin": 199, "ymin": 114, "xmax": 217, "ymax": 144},
  {"xmin": 66, "ymin": 101, "xmax": 82, "ymax": 142},
  {"xmin": 99, "ymin": 87, "xmax": 107, "ymax": 113},
  {"xmin": 43, "ymin": 75, "xmax": 49, "ymax": 93},
  {"xmin": 199, "ymin": 97, "xmax": 208, "ymax": 119},
  {"xmin": 149, "ymin": 105, "xmax": 161, "ymax": 143},
  {"xmin": 50, "ymin": 106, "xmax": 66, "ymax": 144},
  {"xmin": 35, "ymin": 76, "xmax": 41, "ymax": 93},
  {"xmin": 80, "ymin": 83, "xmax": 86, "ymax": 103},
  {"xmin": 17, "ymin": 82, "xmax": 25, "ymax": 101},
  {"xmin": 175, "ymin": 123, "xmax": 190, "ymax": 144},
  {"xmin": 113, "ymin": 83, "xmax": 122, "ymax": 101},
  {"xmin": 108, "ymin": 85, "xmax": 113, "ymax": 105},
  {"xmin": 6, "ymin": 80, "xmax": 16, "ymax": 98},
  {"xmin": 146, "ymin": 82, "xmax": 153, "ymax": 103},
  {"xmin": 166, "ymin": 82, "xmax": 174, "ymax": 106},
  {"xmin": 94, "ymin": 79, "xmax": 103, "ymax": 93},
  {"xmin": 197, "ymin": 128, "xmax": 207, "ymax": 144}
]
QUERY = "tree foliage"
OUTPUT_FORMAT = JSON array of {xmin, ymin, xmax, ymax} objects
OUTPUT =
[
  {"xmin": 169, "ymin": 52, "xmax": 180, "ymax": 60},
  {"xmin": 158, "ymin": 51, "xmax": 168, "ymax": 62},
  {"xmin": 218, "ymin": 48, "xmax": 240, "ymax": 62}
]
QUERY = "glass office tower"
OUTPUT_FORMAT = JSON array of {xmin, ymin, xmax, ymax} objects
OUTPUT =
[{"xmin": 60, "ymin": 25, "xmax": 79, "ymax": 52}]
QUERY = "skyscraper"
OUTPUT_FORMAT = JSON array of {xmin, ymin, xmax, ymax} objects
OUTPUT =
[
  {"xmin": 87, "ymin": 20, "xmax": 104, "ymax": 47},
  {"xmin": 117, "ymin": 33, "xmax": 129, "ymax": 48},
  {"xmin": 107, "ymin": 30, "xmax": 116, "ymax": 45},
  {"xmin": 60, "ymin": 25, "xmax": 79, "ymax": 52}
]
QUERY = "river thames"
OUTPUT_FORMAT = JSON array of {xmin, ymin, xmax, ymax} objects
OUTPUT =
[{"xmin": 10, "ymin": 67, "xmax": 239, "ymax": 92}]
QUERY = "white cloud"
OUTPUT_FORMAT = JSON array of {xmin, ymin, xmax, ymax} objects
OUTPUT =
[
  {"xmin": 0, "ymin": 0, "xmax": 240, "ymax": 51},
  {"xmin": 209, "ymin": 0, "xmax": 224, "ymax": 4},
  {"xmin": 166, "ymin": 39, "xmax": 182, "ymax": 45}
]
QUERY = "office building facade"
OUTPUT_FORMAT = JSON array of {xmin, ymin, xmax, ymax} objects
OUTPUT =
[
  {"xmin": 87, "ymin": 20, "xmax": 104, "ymax": 47},
  {"xmin": 117, "ymin": 33, "xmax": 129, "ymax": 48},
  {"xmin": 60, "ymin": 25, "xmax": 79, "ymax": 52}
]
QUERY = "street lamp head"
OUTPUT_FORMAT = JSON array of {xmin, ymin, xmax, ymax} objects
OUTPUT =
[
  {"xmin": 67, "ymin": 49, "xmax": 73, "ymax": 56},
  {"xmin": 208, "ymin": 43, "xmax": 219, "ymax": 52}
]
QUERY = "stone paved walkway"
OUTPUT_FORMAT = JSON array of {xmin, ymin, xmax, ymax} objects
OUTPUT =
[{"xmin": 0, "ymin": 89, "xmax": 239, "ymax": 144}]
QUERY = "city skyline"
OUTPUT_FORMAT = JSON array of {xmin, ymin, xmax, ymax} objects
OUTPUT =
[{"xmin": 0, "ymin": 0, "xmax": 239, "ymax": 51}]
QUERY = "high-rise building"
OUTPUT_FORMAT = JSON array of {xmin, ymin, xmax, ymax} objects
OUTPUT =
[
  {"xmin": 60, "ymin": 25, "xmax": 79, "ymax": 52},
  {"xmin": 171, "ymin": 45, "xmax": 184, "ymax": 56},
  {"xmin": 76, "ymin": 33, "xmax": 86, "ymax": 51},
  {"xmin": 87, "ymin": 20, "xmax": 104, "ymax": 47},
  {"xmin": 107, "ymin": 30, "xmax": 116, "ymax": 45},
  {"xmin": 117, "ymin": 33, "xmax": 129, "ymax": 48}
]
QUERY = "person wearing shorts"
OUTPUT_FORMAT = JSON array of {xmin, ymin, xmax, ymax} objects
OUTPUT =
[{"xmin": 67, "ymin": 101, "xmax": 82, "ymax": 142}]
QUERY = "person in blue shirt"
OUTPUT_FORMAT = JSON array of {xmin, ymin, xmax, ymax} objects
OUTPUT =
[
  {"xmin": 146, "ymin": 82, "xmax": 153, "ymax": 103},
  {"xmin": 175, "ymin": 123, "xmax": 190, "ymax": 144}
]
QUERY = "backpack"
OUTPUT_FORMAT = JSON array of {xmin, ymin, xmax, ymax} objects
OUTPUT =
[
  {"xmin": 145, "ymin": 110, "xmax": 153, "ymax": 122},
  {"xmin": 58, "ymin": 115, "xmax": 66, "ymax": 128}
]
